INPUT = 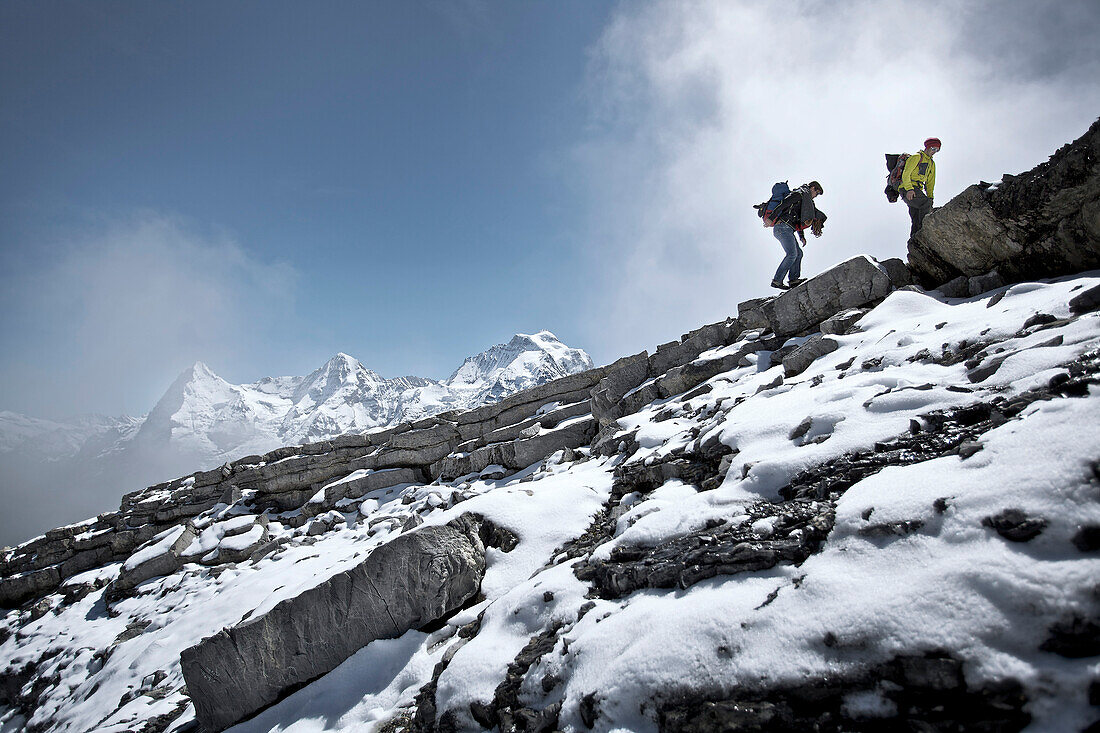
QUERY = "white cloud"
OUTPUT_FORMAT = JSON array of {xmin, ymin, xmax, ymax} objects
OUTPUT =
[
  {"xmin": 572, "ymin": 0, "xmax": 1100, "ymax": 361},
  {"xmin": 0, "ymin": 213, "xmax": 298, "ymax": 417}
]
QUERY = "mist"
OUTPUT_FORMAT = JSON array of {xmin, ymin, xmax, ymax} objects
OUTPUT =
[{"xmin": 0, "ymin": 213, "xmax": 298, "ymax": 420}]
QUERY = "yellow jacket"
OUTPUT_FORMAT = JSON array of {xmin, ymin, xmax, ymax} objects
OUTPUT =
[{"xmin": 900, "ymin": 151, "xmax": 936, "ymax": 198}]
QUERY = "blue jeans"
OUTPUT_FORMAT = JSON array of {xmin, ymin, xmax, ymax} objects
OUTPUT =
[{"xmin": 772, "ymin": 222, "xmax": 802, "ymax": 282}]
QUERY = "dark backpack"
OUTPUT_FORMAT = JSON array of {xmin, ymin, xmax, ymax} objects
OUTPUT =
[
  {"xmin": 754, "ymin": 181, "xmax": 791, "ymax": 227},
  {"xmin": 884, "ymin": 153, "xmax": 909, "ymax": 203},
  {"xmin": 772, "ymin": 189, "xmax": 804, "ymax": 227}
]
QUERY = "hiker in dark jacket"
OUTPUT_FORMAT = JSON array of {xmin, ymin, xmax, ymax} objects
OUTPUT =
[
  {"xmin": 900, "ymin": 137, "xmax": 940, "ymax": 237},
  {"xmin": 771, "ymin": 181, "xmax": 825, "ymax": 290}
]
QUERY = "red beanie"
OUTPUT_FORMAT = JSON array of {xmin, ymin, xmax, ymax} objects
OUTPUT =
[{"xmin": 924, "ymin": 137, "xmax": 942, "ymax": 149}]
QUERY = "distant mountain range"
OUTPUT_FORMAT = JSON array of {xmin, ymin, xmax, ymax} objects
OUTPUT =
[{"xmin": 0, "ymin": 331, "xmax": 592, "ymax": 545}]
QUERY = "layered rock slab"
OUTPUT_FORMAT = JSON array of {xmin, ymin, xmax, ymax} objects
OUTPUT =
[
  {"xmin": 180, "ymin": 514, "xmax": 490, "ymax": 731},
  {"xmin": 758, "ymin": 255, "xmax": 894, "ymax": 336}
]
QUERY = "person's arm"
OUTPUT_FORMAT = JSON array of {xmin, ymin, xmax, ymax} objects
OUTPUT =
[
  {"xmin": 900, "ymin": 154, "xmax": 919, "ymax": 192},
  {"xmin": 926, "ymin": 160, "xmax": 936, "ymax": 200},
  {"xmin": 799, "ymin": 190, "xmax": 816, "ymax": 224}
]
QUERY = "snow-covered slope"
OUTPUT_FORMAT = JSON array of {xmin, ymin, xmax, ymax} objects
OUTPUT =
[{"xmin": 3, "ymin": 272, "xmax": 1097, "ymax": 733}]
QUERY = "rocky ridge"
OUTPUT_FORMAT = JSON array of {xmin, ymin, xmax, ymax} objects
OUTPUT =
[
  {"xmin": 1, "ymin": 124, "xmax": 1099, "ymax": 733},
  {"xmin": 909, "ymin": 116, "xmax": 1100, "ymax": 287}
]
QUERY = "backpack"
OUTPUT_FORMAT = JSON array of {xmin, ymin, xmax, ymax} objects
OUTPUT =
[
  {"xmin": 754, "ymin": 181, "xmax": 791, "ymax": 227},
  {"xmin": 884, "ymin": 153, "xmax": 909, "ymax": 203}
]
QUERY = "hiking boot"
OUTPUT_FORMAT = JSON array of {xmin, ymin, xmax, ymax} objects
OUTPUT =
[
  {"xmin": 770, "ymin": 279, "xmax": 789, "ymax": 290},
  {"xmin": 788, "ymin": 277, "xmax": 806, "ymax": 287}
]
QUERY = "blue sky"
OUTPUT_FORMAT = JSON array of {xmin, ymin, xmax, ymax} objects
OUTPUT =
[{"xmin": 2, "ymin": 1, "xmax": 1099, "ymax": 419}]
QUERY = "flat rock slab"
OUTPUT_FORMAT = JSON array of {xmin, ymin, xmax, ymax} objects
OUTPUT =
[
  {"xmin": 180, "ymin": 514, "xmax": 489, "ymax": 731},
  {"xmin": 759, "ymin": 256, "xmax": 893, "ymax": 337}
]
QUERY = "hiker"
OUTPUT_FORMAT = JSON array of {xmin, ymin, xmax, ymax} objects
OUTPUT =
[
  {"xmin": 899, "ymin": 137, "xmax": 940, "ymax": 237},
  {"xmin": 770, "ymin": 181, "xmax": 825, "ymax": 290}
]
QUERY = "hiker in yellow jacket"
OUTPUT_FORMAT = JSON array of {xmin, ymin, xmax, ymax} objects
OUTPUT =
[{"xmin": 900, "ymin": 137, "xmax": 940, "ymax": 237}]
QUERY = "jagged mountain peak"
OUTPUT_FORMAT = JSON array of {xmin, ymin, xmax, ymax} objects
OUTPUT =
[{"xmin": 445, "ymin": 330, "xmax": 593, "ymax": 396}]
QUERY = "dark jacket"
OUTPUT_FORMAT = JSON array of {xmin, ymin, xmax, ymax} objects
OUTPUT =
[{"xmin": 776, "ymin": 185, "xmax": 823, "ymax": 230}]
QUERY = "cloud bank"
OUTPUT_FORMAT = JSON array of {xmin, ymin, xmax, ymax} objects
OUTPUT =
[
  {"xmin": 573, "ymin": 0, "xmax": 1100, "ymax": 360},
  {"xmin": 0, "ymin": 213, "xmax": 297, "ymax": 418}
]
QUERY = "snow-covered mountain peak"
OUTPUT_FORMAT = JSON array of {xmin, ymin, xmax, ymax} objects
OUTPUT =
[
  {"xmin": 0, "ymin": 333, "xmax": 595, "ymax": 544},
  {"xmin": 291, "ymin": 353, "xmax": 385, "ymax": 409},
  {"xmin": 445, "ymin": 331, "xmax": 593, "ymax": 398}
]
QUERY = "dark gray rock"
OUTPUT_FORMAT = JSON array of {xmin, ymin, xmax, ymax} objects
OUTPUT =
[
  {"xmin": 982, "ymin": 508, "xmax": 1048, "ymax": 542},
  {"xmin": 909, "ymin": 117, "xmax": 1100, "ymax": 286},
  {"xmin": 575, "ymin": 500, "xmax": 834, "ymax": 599},
  {"xmin": 1070, "ymin": 283, "xmax": 1100, "ymax": 315},
  {"xmin": 589, "ymin": 351, "xmax": 650, "ymax": 427},
  {"xmin": 647, "ymin": 318, "xmax": 742, "ymax": 377},
  {"xmin": 181, "ymin": 514, "xmax": 491, "ymax": 731},
  {"xmin": 387, "ymin": 421, "xmax": 460, "ymax": 450},
  {"xmin": 436, "ymin": 416, "xmax": 597, "ymax": 481},
  {"xmin": 0, "ymin": 566, "xmax": 61, "ymax": 608},
  {"xmin": 1073, "ymin": 525, "xmax": 1100, "ymax": 552},
  {"xmin": 454, "ymin": 399, "xmax": 592, "ymax": 455},
  {"xmin": 737, "ymin": 297, "xmax": 774, "ymax": 330},
  {"xmin": 968, "ymin": 269, "xmax": 1006, "ymax": 296},
  {"xmin": 819, "ymin": 308, "xmax": 868, "ymax": 335},
  {"xmin": 1040, "ymin": 611, "xmax": 1100, "ymax": 658},
  {"xmin": 658, "ymin": 651, "xmax": 1029, "ymax": 733},
  {"xmin": 880, "ymin": 257, "xmax": 915, "ymax": 288},
  {"xmin": 939, "ymin": 275, "xmax": 971, "ymax": 298},
  {"xmin": 317, "ymin": 467, "xmax": 422, "ymax": 506},
  {"xmin": 510, "ymin": 415, "xmax": 598, "ymax": 470},
  {"xmin": 782, "ymin": 335, "xmax": 840, "ymax": 377},
  {"xmin": 858, "ymin": 519, "xmax": 924, "ymax": 538}
]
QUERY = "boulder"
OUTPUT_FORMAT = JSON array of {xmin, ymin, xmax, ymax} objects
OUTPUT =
[
  {"xmin": 909, "ymin": 117, "xmax": 1100, "ymax": 286},
  {"xmin": 658, "ymin": 348, "xmax": 756, "ymax": 399},
  {"xmin": 590, "ymin": 351, "xmax": 650, "ymax": 426},
  {"xmin": 783, "ymin": 335, "xmax": 840, "ymax": 377},
  {"xmin": 180, "ymin": 514, "xmax": 490, "ymax": 731},
  {"xmin": 737, "ymin": 297, "xmax": 774, "ymax": 330},
  {"xmin": 879, "ymin": 257, "xmax": 915, "ymax": 289},
  {"xmin": 820, "ymin": 308, "xmax": 868, "ymax": 335},
  {"xmin": 106, "ymin": 525, "xmax": 198, "ymax": 602},
  {"xmin": 939, "ymin": 275, "xmax": 970, "ymax": 298},
  {"xmin": 760, "ymin": 256, "xmax": 894, "ymax": 336},
  {"xmin": 968, "ymin": 270, "xmax": 1006, "ymax": 296},
  {"xmin": 1070, "ymin": 283, "xmax": 1100, "ymax": 315}
]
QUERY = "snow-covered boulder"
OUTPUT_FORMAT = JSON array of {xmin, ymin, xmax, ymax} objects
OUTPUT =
[
  {"xmin": 180, "ymin": 514, "xmax": 492, "ymax": 731},
  {"xmin": 105, "ymin": 524, "xmax": 198, "ymax": 602}
]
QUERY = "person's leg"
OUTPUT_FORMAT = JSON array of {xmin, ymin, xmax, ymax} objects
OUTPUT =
[
  {"xmin": 907, "ymin": 190, "xmax": 932, "ymax": 236},
  {"xmin": 788, "ymin": 238, "xmax": 803, "ymax": 281},
  {"xmin": 773, "ymin": 224, "xmax": 799, "ymax": 283}
]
